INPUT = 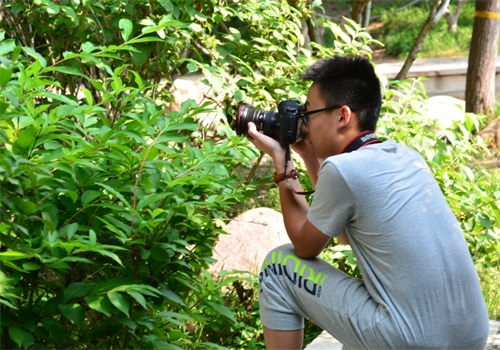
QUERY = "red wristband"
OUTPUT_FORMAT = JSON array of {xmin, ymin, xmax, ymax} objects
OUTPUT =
[{"xmin": 273, "ymin": 169, "xmax": 299, "ymax": 184}]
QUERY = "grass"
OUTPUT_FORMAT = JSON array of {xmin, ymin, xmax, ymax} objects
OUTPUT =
[{"xmin": 480, "ymin": 267, "xmax": 500, "ymax": 320}]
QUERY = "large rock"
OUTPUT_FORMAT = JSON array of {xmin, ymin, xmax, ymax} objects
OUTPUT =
[
  {"xmin": 169, "ymin": 74, "xmax": 224, "ymax": 130},
  {"xmin": 210, "ymin": 207, "xmax": 291, "ymax": 275},
  {"xmin": 426, "ymin": 96, "xmax": 500, "ymax": 149},
  {"xmin": 480, "ymin": 117, "xmax": 500, "ymax": 150},
  {"xmin": 426, "ymin": 95, "xmax": 465, "ymax": 132}
]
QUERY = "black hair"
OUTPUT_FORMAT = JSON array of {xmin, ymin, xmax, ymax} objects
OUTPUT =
[{"xmin": 302, "ymin": 55, "xmax": 382, "ymax": 131}]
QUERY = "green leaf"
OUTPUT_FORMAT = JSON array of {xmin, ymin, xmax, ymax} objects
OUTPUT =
[
  {"xmin": 8, "ymin": 326, "xmax": 34, "ymax": 348},
  {"xmin": 13, "ymin": 125, "xmax": 36, "ymax": 154},
  {"xmin": 107, "ymin": 292, "xmax": 130, "ymax": 317},
  {"xmin": 0, "ymin": 39, "xmax": 16, "ymax": 56},
  {"xmin": 61, "ymin": 6, "xmax": 78, "ymax": 24},
  {"xmin": 82, "ymin": 87, "xmax": 93, "ymax": 105},
  {"xmin": 95, "ymin": 249, "xmax": 124, "ymax": 266},
  {"xmin": 59, "ymin": 303, "xmax": 85, "ymax": 328},
  {"xmin": 161, "ymin": 289, "xmax": 186, "ymax": 306},
  {"xmin": 207, "ymin": 301, "xmax": 236, "ymax": 322},
  {"xmin": 96, "ymin": 182, "xmax": 131, "ymax": 208},
  {"xmin": 46, "ymin": 3, "xmax": 60, "ymax": 15},
  {"xmin": 81, "ymin": 41, "xmax": 101, "ymax": 54},
  {"xmin": 85, "ymin": 295, "xmax": 112, "ymax": 316},
  {"xmin": 186, "ymin": 63, "xmax": 198, "ymax": 73},
  {"xmin": 0, "ymin": 298, "xmax": 18, "ymax": 310},
  {"xmin": 64, "ymin": 283, "xmax": 94, "ymax": 303},
  {"xmin": 22, "ymin": 46, "xmax": 47, "ymax": 68},
  {"xmin": 81, "ymin": 190, "xmax": 101, "ymax": 206},
  {"xmin": 127, "ymin": 291, "xmax": 147, "ymax": 309},
  {"xmin": 462, "ymin": 165, "xmax": 475, "ymax": 181},
  {"xmin": 126, "ymin": 37, "xmax": 166, "ymax": 44},
  {"xmin": 157, "ymin": 311, "xmax": 193, "ymax": 328},
  {"xmin": 111, "ymin": 284, "xmax": 158, "ymax": 295},
  {"xmin": 89, "ymin": 229, "xmax": 97, "ymax": 246},
  {"xmin": 46, "ymin": 65, "xmax": 88, "ymax": 79},
  {"xmin": 22, "ymin": 262, "xmax": 41, "ymax": 271},
  {"xmin": 0, "ymin": 251, "xmax": 28, "ymax": 262},
  {"xmin": 119, "ymin": 18, "xmax": 133, "ymax": 41},
  {"xmin": 158, "ymin": 0, "xmax": 173, "ymax": 11},
  {"xmin": 66, "ymin": 223, "xmax": 79, "ymax": 240},
  {"xmin": 0, "ymin": 67, "xmax": 12, "ymax": 87}
]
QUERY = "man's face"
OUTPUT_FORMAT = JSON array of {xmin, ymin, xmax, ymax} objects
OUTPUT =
[{"xmin": 304, "ymin": 83, "xmax": 341, "ymax": 158}]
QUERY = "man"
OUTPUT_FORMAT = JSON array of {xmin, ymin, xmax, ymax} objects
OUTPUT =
[{"xmin": 247, "ymin": 55, "xmax": 489, "ymax": 349}]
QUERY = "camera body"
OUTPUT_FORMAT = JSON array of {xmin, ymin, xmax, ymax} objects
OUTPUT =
[{"xmin": 236, "ymin": 99, "xmax": 305, "ymax": 146}]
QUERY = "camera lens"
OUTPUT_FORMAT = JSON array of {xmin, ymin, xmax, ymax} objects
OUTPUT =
[{"xmin": 236, "ymin": 105, "xmax": 278, "ymax": 139}]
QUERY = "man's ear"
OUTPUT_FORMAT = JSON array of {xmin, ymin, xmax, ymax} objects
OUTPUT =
[{"xmin": 337, "ymin": 105, "xmax": 353, "ymax": 129}]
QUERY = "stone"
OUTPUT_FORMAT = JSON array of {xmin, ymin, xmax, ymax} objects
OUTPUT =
[
  {"xmin": 426, "ymin": 95, "xmax": 465, "ymax": 132},
  {"xmin": 169, "ymin": 74, "xmax": 224, "ymax": 130},
  {"xmin": 210, "ymin": 207, "xmax": 291, "ymax": 275},
  {"xmin": 480, "ymin": 117, "xmax": 500, "ymax": 150}
]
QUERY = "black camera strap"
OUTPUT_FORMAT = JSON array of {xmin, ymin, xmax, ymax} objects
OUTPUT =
[
  {"xmin": 283, "ymin": 146, "xmax": 315, "ymax": 195},
  {"xmin": 341, "ymin": 131, "xmax": 381, "ymax": 154}
]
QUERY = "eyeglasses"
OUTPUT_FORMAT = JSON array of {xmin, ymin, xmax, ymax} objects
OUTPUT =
[{"xmin": 301, "ymin": 105, "xmax": 342, "ymax": 126}]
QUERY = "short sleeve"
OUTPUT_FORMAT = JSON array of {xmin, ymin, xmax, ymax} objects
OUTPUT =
[{"xmin": 307, "ymin": 161, "xmax": 355, "ymax": 237}]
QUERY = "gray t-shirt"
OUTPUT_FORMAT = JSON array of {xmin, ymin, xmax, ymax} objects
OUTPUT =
[{"xmin": 307, "ymin": 140, "xmax": 489, "ymax": 347}]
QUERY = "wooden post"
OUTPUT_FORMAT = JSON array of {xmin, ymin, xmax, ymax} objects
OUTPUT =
[{"xmin": 465, "ymin": 0, "xmax": 500, "ymax": 114}]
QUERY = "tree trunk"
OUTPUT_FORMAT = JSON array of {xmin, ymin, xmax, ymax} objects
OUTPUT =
[
  {"xmin": 465, "ymin": 0, "xmax": 500, "ymax": 115},
  {"xmin": 362, "ymin": 1, "xmax": 372, "ymax": 28},
  {"xmin": 352, "ymin": 0, "xmax": 371, "ymax": 25},
  {"xmin": 395, "ymin": 0, "xmax": 450, "ymax": 81}
]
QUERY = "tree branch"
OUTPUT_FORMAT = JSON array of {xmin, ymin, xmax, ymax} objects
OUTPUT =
[{"xmin": 395, "ymin": 0, "xmax": 450, "ymax": 81}]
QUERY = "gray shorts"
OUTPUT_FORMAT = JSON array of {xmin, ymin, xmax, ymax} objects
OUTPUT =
[{"xmin": 258, "ymin": 244, "xmax": 399, "ymax": 349}]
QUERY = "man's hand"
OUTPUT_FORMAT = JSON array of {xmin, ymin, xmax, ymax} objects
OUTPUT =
[
  {"xmin": 291, "ymin": 135, "xmax": 321, "ymax": 187},
  {"xmin": 247, "ymin": 122, "xmax": 287, "ymax": 169},
  {"xmin": 291, "ymin": 137, "xmax": 315, "ymax": 161}
]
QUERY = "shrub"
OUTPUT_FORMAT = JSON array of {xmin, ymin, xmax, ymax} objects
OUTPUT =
[{"xmin": 0, "ymin": 30, "xmax": 258, "ymax": 347}]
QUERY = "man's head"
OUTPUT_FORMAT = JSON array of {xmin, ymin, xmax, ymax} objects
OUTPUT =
[{"xmin": 302, "ymin": 55, "xmax": 382, "ymax": 131}]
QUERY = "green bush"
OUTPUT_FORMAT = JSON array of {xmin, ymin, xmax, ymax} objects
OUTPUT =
[{"xmin": 0, "ymin": 34, "xmax": 258, "ymax": 348}]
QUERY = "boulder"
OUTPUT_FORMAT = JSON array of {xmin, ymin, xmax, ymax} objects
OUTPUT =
[
  {"xmin": 479, "ymin": 117, "xmax": 500, "ymax": 150},
  {"xmin": 426, "ymin": 95, "xmax": 465, "ymax": 132},
  {"xmin": 210, "ymin": 207, "xmax": 291, "ymax": 275},
  {"xmin": 169, "ymin": 74, "xmax": 224, "ymax": 130}
]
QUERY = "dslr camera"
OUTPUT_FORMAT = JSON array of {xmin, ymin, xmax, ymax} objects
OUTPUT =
[{"xmin": 235, "ymin": 100, "xmax": 306, "ymax": 146}]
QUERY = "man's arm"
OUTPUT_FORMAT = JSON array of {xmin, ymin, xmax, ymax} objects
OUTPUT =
[
  {"xmin": 248, "ymin": 123, "xmax": 330, "ymax": 259},
  {"xmin": 338, "ymin": 232, "xmax": 349, "ymax": 245}
]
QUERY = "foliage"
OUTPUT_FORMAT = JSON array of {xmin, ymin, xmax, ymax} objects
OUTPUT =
[
  {"xmin": 480, "ymin": 266, "xmax": 500, "ymax": 321},
  {"xmin": 0, "ymin": 32, "xmax": 257, "ymax": 348}
]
